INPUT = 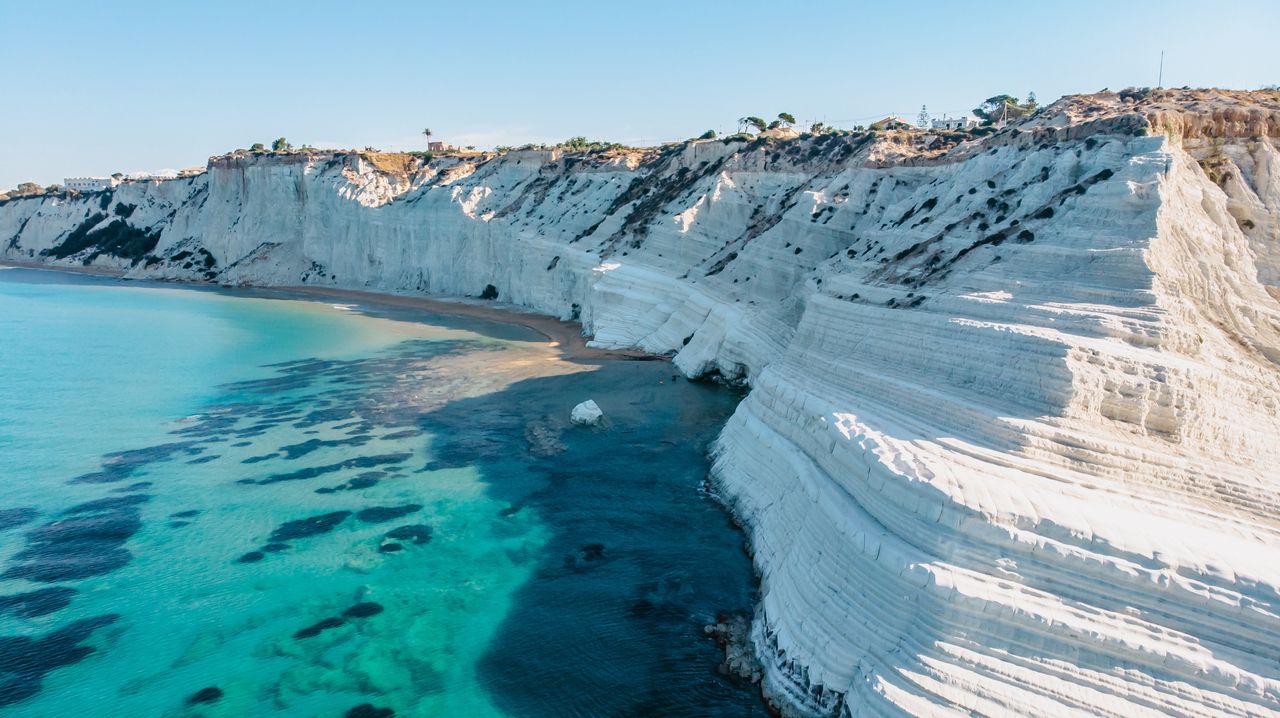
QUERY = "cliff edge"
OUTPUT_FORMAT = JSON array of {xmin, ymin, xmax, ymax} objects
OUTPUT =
[{"xmin": 4, "ymin": 88, "xmax": 1280, "ymax": 717}]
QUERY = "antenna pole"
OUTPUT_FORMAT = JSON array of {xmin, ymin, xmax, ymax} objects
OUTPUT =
[{"xmin": 1158, "ymin": 50, "xmax": 1164, "ymax": 88}]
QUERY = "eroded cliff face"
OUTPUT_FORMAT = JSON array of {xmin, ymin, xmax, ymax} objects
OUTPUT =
[{"xmin": 5, "ymin": 89, "xmax": 1280, "ymax": 717}]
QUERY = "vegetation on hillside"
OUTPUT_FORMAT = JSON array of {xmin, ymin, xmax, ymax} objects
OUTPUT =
[{"xmin": 973, "ymin": 94, "xmax": 1039, "ymax": 124}]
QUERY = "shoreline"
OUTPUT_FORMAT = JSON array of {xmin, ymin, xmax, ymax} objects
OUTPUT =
[
  {"xmin": 0, "ymin": 258, "xmax": 128, "ymax": 278},
  {"xmin": 279, "ymin": 285, "xmax": 658, "ymax": 362},
  {"xmin": 0, "ymin": 259, "xmax": 658, "ymax": 363}
]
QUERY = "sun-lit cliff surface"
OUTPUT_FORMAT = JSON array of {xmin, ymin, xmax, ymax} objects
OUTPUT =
[{"xmin": 5, "ymin": 88, "xmax": 1280, "ymax": 717}]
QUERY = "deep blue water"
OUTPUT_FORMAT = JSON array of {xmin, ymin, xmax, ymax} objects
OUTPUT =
[{"xmin": 0, "ymin": 267, "xmax": 764, "ymax": 717}]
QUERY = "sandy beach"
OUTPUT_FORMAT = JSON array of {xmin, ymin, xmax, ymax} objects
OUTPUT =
[
  {"xmin": 279, "ymin": 285, "xmax": 658, "ymax": 362},
  {"xmin": 0, "ymin": 260, "xmax": 658, "ymax": 363}
]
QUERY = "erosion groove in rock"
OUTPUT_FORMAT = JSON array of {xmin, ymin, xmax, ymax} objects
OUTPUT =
[{"xmin": 4, "ymin": 88, "xmax": 1279, "ymax": 717}]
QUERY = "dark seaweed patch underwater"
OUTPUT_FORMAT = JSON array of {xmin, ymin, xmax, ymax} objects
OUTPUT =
[{"xmin": 0, "ymin": 269, "xmax": 765, "ymax": 717}]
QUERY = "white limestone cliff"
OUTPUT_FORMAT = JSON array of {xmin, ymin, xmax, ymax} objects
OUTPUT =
[{"xmin": 4, "ymin": 89, "xmax": 1279, "ymax": 717}]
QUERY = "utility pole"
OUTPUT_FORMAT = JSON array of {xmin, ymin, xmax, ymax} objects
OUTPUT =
[{"xmin": 1158, "ymin": 50, "xmax": 1164, "ymax": 88}]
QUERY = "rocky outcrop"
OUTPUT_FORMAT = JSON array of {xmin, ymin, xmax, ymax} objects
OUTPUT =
[
  {"xmin": 570, "ymin": 400, "xmax": 604, "ymax": 427},
  {"xmin": 4, "ymin": 90, "xmax": 1279, "ymax": 717}
]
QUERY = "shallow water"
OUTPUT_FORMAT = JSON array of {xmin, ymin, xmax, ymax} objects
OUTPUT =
[{"xmin": 0, "ymin": 268, "xmax": 765, "ymax": 717}]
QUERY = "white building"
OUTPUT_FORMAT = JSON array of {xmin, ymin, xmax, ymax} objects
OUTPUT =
[
  {"xmin": 931, "ymin": 115, "xmax": 979, "ymax": 130},
  {"xmin": 64, "ymin": 177, "xmax": 120, "ymax": 192}
]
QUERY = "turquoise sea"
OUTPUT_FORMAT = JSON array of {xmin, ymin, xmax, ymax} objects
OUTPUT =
[{"xmin": 0, "ymin": 268, "xmax": 765, "ymax": 717}]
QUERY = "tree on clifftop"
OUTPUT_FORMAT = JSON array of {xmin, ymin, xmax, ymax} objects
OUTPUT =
[
  {"xmin": 743, "ymin": 116, "xmax": 767, "ymax": 133},
  {"xmin": 777, "ymin": 112, "xmax": 796, "ymax": 127},
  {"xmin": 272, "ymin": 137, "xmax": 290, "ymax": 152},
  {"xmin": 422, "ymin": 128, "xmax": 433, "ymax": 146},
  {"xmin": 973, "ymin": 95, "xmax": 1036, "ymax": 124},
  {"xmin": 250, "ymin": 143, "xmax": 266, "ymax": 152}
]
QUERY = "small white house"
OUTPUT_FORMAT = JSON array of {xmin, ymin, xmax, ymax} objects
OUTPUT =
[
  {"xmin": 930, "ymin": 115, "xmax": 979, "ymax": 131},
  {"xmin": 64, "ymin": 177, "xmax": 120, "ymax": 192}
]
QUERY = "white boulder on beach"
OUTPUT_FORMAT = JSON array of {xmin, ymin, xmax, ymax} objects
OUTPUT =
[{"xmin": 569, "ymin": 400, "xmax": 604, "ymax": 426}]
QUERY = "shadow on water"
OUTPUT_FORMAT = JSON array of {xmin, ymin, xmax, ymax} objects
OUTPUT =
[
  {"xmin": 1, "ymin": 267, "xmax": 767, "ymax": 714},
  {"xmin": 418, "ymin": 361, "xmax": 770, "ymax": 717}
]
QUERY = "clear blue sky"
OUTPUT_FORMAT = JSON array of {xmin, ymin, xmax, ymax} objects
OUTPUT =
[{"xmin": 2, "ymin": 0, "xmax": 1277, "ymax": 188}]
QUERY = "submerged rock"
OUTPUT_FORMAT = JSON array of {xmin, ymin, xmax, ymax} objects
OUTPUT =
[
  {"xmin": 346, "ymin": 704, "xmax": 394, "ymax": 718},
  {"xmin": 0, "ymin": 587, "xmax": 76, "ymax": 618},
  {"xmin": 342, "ymin": 601, "xmax": 383, "ymax": 619},
  {"xmin": 3, "ymin": 501, "xmax": 142, "ymax": 582},
  {"xmin": 704, "ymin": 613, "xmax": 762, "ymax": 684},
  {"xmin": 0, "ymin": 508, "xmax": 38, "ymax": 531},
  {"xmin": 293, "ymin": 616, "xmax": 345, "ymax": 639},
  {"xmin": 0, "ymin": 613, "xmax": 120, "ymax": 706},
  {"xmin": 524, "ymin": 418, "xmax": 566, "ymax": 456},
  {"xmin": 269, "ymin": 511, "xmax": 351, "ymax": 542},
  {"xmin": 569, "ymin": 400, "xmax": 603, "ymax": 427},
  {"xmin": 355, "ymin": 504, "xmax": 422, "ymax": 524},
  {"xmin": 384, "ymin": 524, "xmax": 432, "ymax": 545},
  {"xmin": 186, "ymin": 686, "xmax": 223, "ymax": 705}
]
